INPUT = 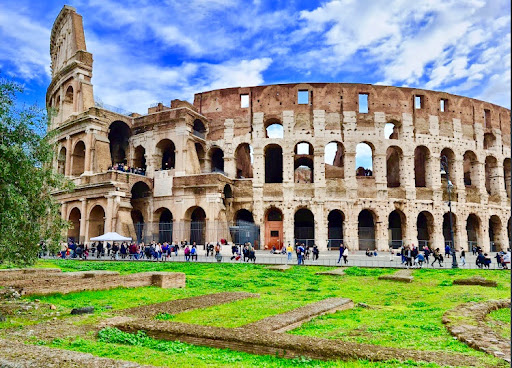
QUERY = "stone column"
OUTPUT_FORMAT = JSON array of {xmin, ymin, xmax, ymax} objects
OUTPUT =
[
  {"xmin": 402, "ymin": 153, "xmax": 415, "ymax": 199},
  {"xmin": 105, "ymin": 195, "xmax": 114, "ymax": 233},
  {"xmin": 83, "ymin": 129, "xmax": 93, "ymax": 175},
  {"xmin": 375, "ymin": 218, "xmax": 388, "ymax": 251},
  {"xmin": 65, "ymin": 136, "xmax": 72, "ymax": 176},
  {"xmin": 79, "ymin": 198, "xmax": 87, "ymax": 243},
  {"xmin": 315, "ymin": 204, "xmax": 327, "ymax": 251}
]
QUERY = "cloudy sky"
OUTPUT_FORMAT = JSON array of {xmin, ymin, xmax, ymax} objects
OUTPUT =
[{"xmin": 1, "ymin": 0, "xmax": 510, "ymax": 114}]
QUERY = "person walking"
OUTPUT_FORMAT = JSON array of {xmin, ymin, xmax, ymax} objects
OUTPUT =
[
  {"xmin": 312, "ymin": 245, "xmax": 319, "ymax": 261},
  {"xmin": 297, "ymin": 244, "xmax": 304, "ymax": 265},
  {"xmin": 342, "ymin": 246, "xmax": 349, "ymax": 264},
  {"xmin": 337, "ymin": 245, "xmax": 344, "ymax": 264},
  {"xmin": 460, "ymin": 249, "xmax": 466, "ymax": 266},
  {"xmin": 431, "ymin": 248, "xmax": 442, "ymax": 267}
]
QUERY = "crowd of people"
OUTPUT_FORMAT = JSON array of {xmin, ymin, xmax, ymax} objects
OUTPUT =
[
  {"xmin": 56, "ymin": 238, "xmax": 510, "ymax": 270},
  {"xmin": 108, "ymin": 162, "xmax": 146, "ymax": 176}
]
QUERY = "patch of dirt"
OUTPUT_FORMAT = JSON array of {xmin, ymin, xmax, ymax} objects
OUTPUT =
[
  {"xmin": 378, "ymin": 269, "xmax": 413, "ymax": 283},
  {"xmin": 0, "ymin": 338, "xmax": 156, "ymax": 367},
  {"xmin": 453, "ymin": 276, "xmax": 498, "ymax": 287}
]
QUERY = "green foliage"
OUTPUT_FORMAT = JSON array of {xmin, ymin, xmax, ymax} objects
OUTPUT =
[
  {"xmin": 0, "ymin": 78, "xmax": 72, "ymax": 266},
  {"xmin": 99, "ymin": 327, "xmax": 189, "ymax": 353}
]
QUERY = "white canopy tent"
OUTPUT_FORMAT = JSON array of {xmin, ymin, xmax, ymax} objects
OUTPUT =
[{"xmin": 90, "ymin": 232, "xmax": 132, "ymax": 242}]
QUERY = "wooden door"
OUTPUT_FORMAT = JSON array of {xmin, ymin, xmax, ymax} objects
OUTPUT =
[{"xmin": 265, "ymin": 221, "xmax": 283, "ymax": 250}]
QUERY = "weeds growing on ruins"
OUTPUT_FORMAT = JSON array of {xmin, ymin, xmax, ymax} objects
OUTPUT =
[{"xmin": 0, "ymin": 260, "xmax": 509, "ymax": 367}]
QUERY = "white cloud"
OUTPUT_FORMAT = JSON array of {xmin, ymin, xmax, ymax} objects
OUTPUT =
[{"xmin": 0, "ymin": 5, "xmax": 50, "ymax": 80}]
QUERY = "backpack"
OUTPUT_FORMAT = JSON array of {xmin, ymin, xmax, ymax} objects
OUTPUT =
[{"xmin": 191, "ymin": 248, "xmax": 196, "ymax": 255}]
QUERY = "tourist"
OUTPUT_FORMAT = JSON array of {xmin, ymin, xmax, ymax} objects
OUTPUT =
[
  {"xmin": 215, "ymin": 242, "xmax": 221, "ymax": 256},
  {"xmin": 460, "ymin": 249, "xmax": 466, "ymax": 266},
  {"xmin": 337, "ymin": 245, "xmax": 344, "ymax": 264},
  {"xmin": 389, "ymin": 248, "xmax": 394, "ymax": 261},
  {"xmin": 96, "ymin": 242, "xmax": 104, "ymax": 258},
  {"xmin": 502, "ymin": 251, "xmax": 510, "ymax": 269},
  {"xmin": 342, "ymin": 246, "xmax": 349, "ymax": 264},
  {"xmin": 155, "ymin": 242, "xmax": 162, "ymax": 261},
  {"xmin": 431, "ymin": 248, "xmax": 442, "ymax": 267},
  {"xmin": 206, "ymin": 243, "xmax": 214, "ymax": 257},
  {"xmin": 476, "ymin": 251, "xmax": 485, "ymax": 268},
  {"xmin": 414, "ymin": 252, "xmax": 424, "ymax": 268},
  {"xmin": 286, "ymin": 243, "xmax": 293, "ymax": 261},
  {"xmin": 112, "ymin": 242, "xmax": 119, "ymax": 260},
  {"xmin": 184, "ymin": 245, "xmax": 191, "ymax": 261},
  {"xmin": 120, "ymin": 243, "xmax": 127, "ymax": 259},
  {"xmin": 312, "ymin": 245, "xmax": 319, "ymax": 261},
  {"xmin": 174, "ymin": 242, "xmax": 179, "ymax": 257},
  {"xmin": 444, "ymin": 244, "xmax": 451, "ymax": 259},
  {"xmin": 423, "ymin": 247, "xmax": 430, "ymax": 264},
  {"xmin": 60, "ymin": 242, "xmax": 67, "ymax": 259},
  {"xmin": 191, "ymin": 245, "xmax": 198, "ymax": 261},
  {"xmin": 483, "ymin": 253, "xmax": 491, "ymax": 268},
  {"xmin": 297, "ymin": 244, "xmax": 304, "ymax": 265}
]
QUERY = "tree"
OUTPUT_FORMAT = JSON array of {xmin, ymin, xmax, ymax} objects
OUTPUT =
[{"xmin": 0, "ymin": 78, "xmax": 71, "ymax": 266}]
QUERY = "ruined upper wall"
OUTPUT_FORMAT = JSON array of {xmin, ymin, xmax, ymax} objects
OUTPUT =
[
  {"xmin": 50, "ymin": 5, "xmax": 89, "ymax": 77},
  {"xmin": 193, "ymin": 83, "xmax": 511, "ymax": 145}
]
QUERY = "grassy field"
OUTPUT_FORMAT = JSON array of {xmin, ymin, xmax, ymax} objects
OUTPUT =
[{"xmin": 1, "ymin": 260, "xmax": 510, "ymax": 367}]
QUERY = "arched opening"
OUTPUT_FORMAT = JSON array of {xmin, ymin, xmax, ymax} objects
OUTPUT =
[
  {"xmin": 195, "ymin": 143, "xmax": 206, "ymax": 172},
  {"xmin": 294, "ymin": 208, "xmax": 314, "ymax": 247},
  {"xmin": 386, "ymin": 146, "xmax": 402, "ymax": 187},
  {"xmin": 358, "ymin": 209, "xmax": 376, "ymax": 250},
  {"xmin": 131, "ymin": 182, "xmax": 151, "ymax": 199},
  {"xmin": 158, "ymin": 208, "xmax": 173, "ymax": 243},
  {"xmin": 265, "ymin": 208, "xmax": 283, "ymax": 250},
  {"xmin": 414, "ymin": 146, "xmax": 430, "ymax": 187},
  {"xmin": 133, "ymin": 146, "xmax": 146, "ymax": 173},
  {"xmin": 384, "ymin": 121, "xmax": 400, "ymax": 139},
  {"xmin": 130, "ymin": 182, "xmax": 150, "ymax": 242},
  {"xmin": 62, "ymin": 85, "xmax": 74, "ymax": 118},
  {"xmin": 264, "ymin": 144, "xmax": 283, "ymax": 183},
  {"xmin": 235, "ymin": 143, "xmax": 253, "ymax": 178},
  {"xmin": 463, "ymin": 151, "xmax": 478, "ymax": 187},
  {"xmin": 388, "ymin": 210, "xmax": 406, "ymax": 248},
  {"xmin": 71, "ymin": 141, "xmax": 85, "ymax": 176},
  {"xmin": 58, "ymin": 147, "xmax": 66, "ymax": 175},
  {"xmin": 417, "ymin": 211, "xmax": 434, "ymax": 248},
  {"xmin": 483, "ymin": 132, "xmax": 496, "ymax": 150},
  {"xmin": 68, "ymin": 207, "xmax": 81, "ymax": 243},
  {"xmin": 131, "ymin": 210, "xmax": 144, "ymax": 243},
  {"xmin": 265, "ymin": 119, "xmax": 284, "ymax": 138},
  {"xmin": 325, "ymin": 141, "xmax": 344, "ymax": 179},
  {"xmin": 88, "ymin": 205, "xmax": 105, "ymax": 240},
  {"xmin": 190, "ymin": 207, "xmax": 206, "ymax": 245},
  {"xmin": 294, "ymin": 142, "xmax": 314, "ymax": 183},
  {"xmin": 210, "ymin": 147, "xmax": 224, "ymax": 173},
  {"xmin": 485, "ymin": 156, "xmax": 499, "ymax": 197},
  {"xmin": 108, "ymin": 121, "xmax": 132, "ymax": 166},
  {"xmin": 466, "ymin": 214, "xmax": 480, "ymax": 251},
  {"xmin": 327, "ymin": 210, "xmax": 344, "ymax": 249},
  {"xmin": 440, "ymin": 148, "xmax": 456, "ymax": 185},
  {"xmin": 156, "ymin": 139, "xmax": 176, "ymax": 170},
  {"xmin": 442, "ymin": 212, "xmax": 457, "ymax": 248},
  {"xmin": 355, "ymin": 142, "xmax": 373, "ymax": 177},
  {"xmin": 193, "ymin": 119, "xmax": 207, "ymax": 139},
  {"xmin": 489, "ymin": 215, "xmax": 502, "ymax": 252},
  {"xmin": 504, "ymin": 158, "xmax": 511, "ymax": 198},
  {"xmin": 222, "ymin": 184, "xmax": 233, "ymax": 207},
  {"xmin": 231, "ymin": 209, "xmax": 259, "ymax": 247}
]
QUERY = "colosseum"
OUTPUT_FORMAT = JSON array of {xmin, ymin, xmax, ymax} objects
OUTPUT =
[{"xmin": 48, "ymin": 6, "xmax": 511, "ymax": 252}]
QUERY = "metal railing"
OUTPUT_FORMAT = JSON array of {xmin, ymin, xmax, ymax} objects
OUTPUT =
[
  {"xmin": 192, "ymin": 130, "xmax": 206, "ymax": 139},
  {"xmin": 327, "ymin": 239, "xmax": 343, "ymax": 250}
]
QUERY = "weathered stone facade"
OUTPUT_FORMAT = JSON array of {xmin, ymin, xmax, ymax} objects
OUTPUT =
[{"xmin": 48, "ymin": 6, "xmax": 511, "ymax": 251}]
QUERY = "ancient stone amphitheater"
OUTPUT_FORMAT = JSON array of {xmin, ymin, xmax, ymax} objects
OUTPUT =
[{"xmin": 49, "ymin": 6, "xmax": 511, "ymax": 251}]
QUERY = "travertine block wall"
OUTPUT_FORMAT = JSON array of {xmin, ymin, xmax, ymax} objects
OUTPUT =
[{"xmin": 47, "ymin": 7, "xmax": 511, "ymax": 252}]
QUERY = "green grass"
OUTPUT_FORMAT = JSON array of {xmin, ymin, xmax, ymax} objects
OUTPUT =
[
  {"xmin": 2, "ymin": 259, "xmax": 510, "ymax": 367},
  {"xmin": 487, "ymin": 308, "xmax": 511, "ymax": 340}
]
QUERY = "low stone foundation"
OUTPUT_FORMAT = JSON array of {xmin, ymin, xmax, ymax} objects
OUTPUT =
[
  {"xmin": 0, "ymin": 270, "xmax": 186, "ymax": 295},
  {"xmin": 453, "ymin": 276, "xmax": 498, "ymax": 287},
  {"xmin": 0, "ymin": 268, "xmax": 62, "ymax": 282},
  {"xmin": 378, "ymin": 269, "xmax": 413, "ymax": 283},
  {"xmin": 443, "ymin": 299, "xmax": 511, "ymax": 363},
  {"xmin": 245, "ymin": 297, "xmax": 353, "ymax": 332},
  {"xmin": 0, "ymin": 338, "xmax": 155, "ymax": 368},
  {"xmin": 113, "ymin": 319, "xmax": 485, "ymax": 367},
  {"xmin": 122, "ymin": 292, "xmax": 259, "ymax": 319},
  {"xmin": 315, "ymin": 268, "xmax": 346, "ymax": 276}
]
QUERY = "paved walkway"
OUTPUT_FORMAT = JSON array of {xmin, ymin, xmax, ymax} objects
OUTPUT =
[{"xmin": 49, "ymin": 250, "xmax": 509, "ymax": 270}]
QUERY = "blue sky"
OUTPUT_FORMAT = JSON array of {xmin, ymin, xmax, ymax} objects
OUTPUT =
[{"xmin": 0, "ymin": 0, "xmax": 510, "ymax": 122}]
